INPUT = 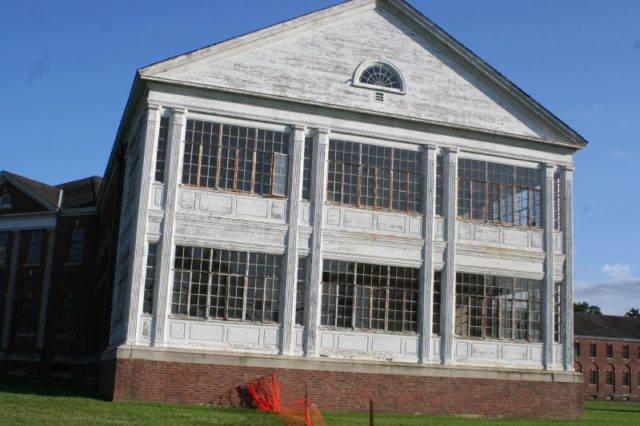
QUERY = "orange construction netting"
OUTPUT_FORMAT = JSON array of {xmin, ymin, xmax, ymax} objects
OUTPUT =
[{"xmin": 244, "ymin": 374, "xmax": 324, "ymax": 426}]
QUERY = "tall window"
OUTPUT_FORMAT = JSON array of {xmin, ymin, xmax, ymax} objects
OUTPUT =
[
  {"xmin": 182, "ymin": 119, "xmax": 289, "ymax": 197},
  {"xmin": 622, "ymin": 370, "xmax": 630, "ymax": 386},
  {"xmin": 455, "ymin": 273, "xmax": 541, "ymax": 342},
  {"xmin": 606, "ymin": 344, "xmax": 613, "ymax": 358},
  {"xmin": 302, "ymin": 136, "xmax": 313, "ymax": 201},
  {"xmin": 321, "ymin": 260, "xmax": 419, "ymax": 333},
  {"xmin": 155, "ymin": 116, "xmax": 170, "ymax": 182},
  {"xmin": 458, "ymin": 159, "xmax": 541, "ymax": 227},
  {"xmin": 143, "ymin": 243, "xmax": 159, "ymax": 314},
  {"xmin": 554, "ymin": 171, "xmax": 562, "ymax": 230},
  {"xmin": 0, "ymin": 232, "xmax": 8, "ymax": 267},
  {"xmin": 25, "ymin": 230, "xmax": 43, "ymax": 265},
  {"xmin": 431, "ymin": 271, "xmax": 442, "ymax": 334},
  {"xmin": 67, "ymin": 228, "xmax": 85, "ymax": 264},
  {"xmin": 590, "ymin": 343, "xmax": 597, "ymax": 357},
  {"xmin": 554, "ymin": 281, "xmax": 562, "ymax": 342},
  {"xmin": 296, "ymin": 257, "xmax": 307, "ymax": 325},
  {"xmin": 328, "ymin": 140, "xmax": 422, "ymax": 213},
  {"xmin": 172, "ymin": 245, "xmax": 281, "ymax": 323},
  {"xmin": 59, "ymin": 294, "xmax": 79, "ymax": 336},
  {"xmin": 589, "ymin": 370, "xmax": 598, "ymax": 385},
  {"xmin": 574, "ymin": 342, "xmax": 581, "ymax": 357},
  {"xmin": 17, "ymin": 297, "xmax": 39, "ymax": 335},
  {"xmin": 622, "ymin": 345, "xmax": 629, "ymax": 359},
  {"xmin": 435, "ymin": 155, "xmax": 444, "ymax": 216},
  {"xmin": 605, "ymin": 370, "xmax": 614, "ymax": 386}
]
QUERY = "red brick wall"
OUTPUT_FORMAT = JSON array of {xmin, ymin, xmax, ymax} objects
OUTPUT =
[
  {"xmin": 106, "ymin": 358, "xmax": 582, "ymax": 418},
  {"xmin": 575, "ymin": 337, "xmax": 639, "ymax": 400}
]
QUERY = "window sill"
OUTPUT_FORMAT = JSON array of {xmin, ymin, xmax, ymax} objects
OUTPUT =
[
  {"xmin": 454, "ymin": 336, "xmax": 542, "ymax": 345},
  {"xmin": 318, "ymin": 326, "xmax": 418, "ymax": 337},
  {"xmin": 168, "ymin": 315, "xmax": 279, "ymax": 326},
  {"xmin": 325, "ymin": 202, "xmax": 423, "ymax": 217},
  {"xmin": 456, "ymin": 217, "xmax": 543, "ymax": 231},
  {"xmin": 179, "ymin": 184, "xmax": 287, "ymax": 201}
]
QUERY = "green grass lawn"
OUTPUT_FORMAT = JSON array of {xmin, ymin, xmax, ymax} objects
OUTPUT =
[{"xmin": 0, "ymin": 377, "xmax": 638, "ymax": 425}]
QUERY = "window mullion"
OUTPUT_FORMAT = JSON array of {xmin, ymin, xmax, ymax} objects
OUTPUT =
[
  {"xmin": 340, "ymin": 162, "xmax": 345, "ymax": 205},
  {"xmin": 215, "ymin": 124, "xmax": 223, "ymax": 189},
  {"xmin": 373, "ymin": 167, "xmax": 378, "ymax": 209},
  {"xmin": 384, "ymin": 267, "xmax": 390, "ymax": 332},
  {"xmin": 389, "ymin": 150, "xmax": 394, "ymax": 209},
  {"xmin": 357, "ymin": 145, "xmax": 362, "ymax": 208},
  {"xmin": 242, "ymin": 254, "xmax": 249, "ymax": 321},
  {"xmin": 196, "ymin": 143, "xmax": 203, "ymax": 187},
  {"xmin": 233, "ymin": 148, "xmax": 240, "ymax": 192},
  {"xmin": 250, "ymin": 145, "xmax": 257, "ymax": 194},
  {"xmin": 352, "ymin": 264, "xmax": 357, "ymax": 330}
]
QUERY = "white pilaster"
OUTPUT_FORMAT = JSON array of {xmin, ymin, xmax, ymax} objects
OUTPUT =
[
  {"xmin": 36, "ymin": 228, "xmax": 56, "ymax": 350},
  {"xmin": 279, "ymin": 125, "xmax": 306, "ymax": 354},
  {"xmin": 418, "ymin": 145, "xmax": 437, "ymax": 363},
  {"xmin": 303, "ymin": 128, "xmax": 329, "ymax": 356},
  {"xmin": 1, "ymin": 231, "xmax": 21, "ymax": 350},
  {"xmin": 440, "ymin": 148, "xmax": 458, "ymax": 364},
  {"xmin": 561, "ymin": 166, "xmax": 574, "ymax": 371},
  {"xmin": 152, "ymin": 107, "xmax": 186, "ymax": 346},
  {"xmin": 542, "ymin": 163, "xmax": 556, "ymax": 369},
  {"xmin": 123, "ymin": 102, "xmax": 160, "ymax": 344}
]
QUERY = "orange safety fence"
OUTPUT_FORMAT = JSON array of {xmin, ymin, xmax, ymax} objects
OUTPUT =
[{"xmin": 244, "ymin": 374, "xmax": 325, "ymax": 426}]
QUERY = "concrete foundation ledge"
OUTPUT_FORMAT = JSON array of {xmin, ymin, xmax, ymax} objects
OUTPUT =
[{"xmin": 99, "ymin": 344, "xmax": 583, "ymax": 418}]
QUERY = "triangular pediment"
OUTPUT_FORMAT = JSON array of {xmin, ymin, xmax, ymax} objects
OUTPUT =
[
  {"xmin": 0, "ymin": 172, "xmax": 59, "ymax": 214},
  {"xmin": 141, "ymin": 0, "xmax": 586, "ymax": 147}
]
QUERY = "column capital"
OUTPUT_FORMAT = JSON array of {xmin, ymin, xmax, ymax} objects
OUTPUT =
[
  {"xmin": 291, "ymin": 124, "xmax": 307, "ymax": 132},
  {"xmin": 560, "ymin": 164, "xmax": 575, "ymax": 173},
  {"xmin": 542, "ymin": 162, "xmax": 556, "ymax": 172},
  {"xmin": 146, "ymin": 102, "xmax": 162, "ymax": 112},
  {"xmin": 443, "ymin": 147, "xmax": 459, "ymax": 154},
  {"xmin": 170, "ymin": 107, "xmax": 188, "ymax": 117},
  {"xmin": 11, "ymin": 230, "xmax": 20, "ymax": 236},
  {"xmin": 421, "ymin": 144, "xmax": 437, "ymax": 159}
]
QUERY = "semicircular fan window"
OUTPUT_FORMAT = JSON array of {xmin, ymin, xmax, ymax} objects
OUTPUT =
[{"xmin": 359, "ymin": 63, "xmax": 402, "ymax": 90}]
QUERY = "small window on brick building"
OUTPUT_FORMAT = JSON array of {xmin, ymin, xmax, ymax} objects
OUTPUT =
[
  {"xmin": 622, "ymin": 345, "xmax": 629, "ymax": 359},
  {"xmin": 25, "ymin": 230, "xmax": 43, "ymax": 265},
  {"xmin": 606, "ymin": 344, "xmax": 613, "ymax": 358},
  {"xmin": 0, "ymin": 193, "xmax": 12, "ymax": 209},
  {"xmin": 574, "ymin": 342, "xmax": 580, "ymax": 357},
  {"xmin": 622, "ymin": 370, "xmax": 630, "ymax": 386},
  {"xmin": 67, "ymin": 227, "xmax": 85, "ymax": 264},
  {"xmin": 590, "ymin": 343, "xmax": 597, "ymax": 357},
  {"xmin": 58, "ymin": 293, "xmax": 79, "ymax": 337},
  {"xmin": 605, "ymin": 370, "xmax": 614, "ymax": 386},
  {"xmin": 17, "ymin": 297, "xmax": 39, "ymax": 335},
  {"xmin": 589, "ymin": 370, "xmax": 598, "ymax": 385}
]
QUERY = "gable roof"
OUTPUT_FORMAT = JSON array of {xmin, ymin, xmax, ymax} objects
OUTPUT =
[
  {"xmin": 56, "ymin": 176, "xmax": 102, "ymax": 209},
  {"xmin": 0, "ymin": 170, "xmax": 61, "ymax": 210},
  {"xmin": 575, "ymin": 312, "xmax": 640, "ymax": 341},
  {"xmin": 138, "ymin": 0, "xmax": 587, "ymax": 148}
]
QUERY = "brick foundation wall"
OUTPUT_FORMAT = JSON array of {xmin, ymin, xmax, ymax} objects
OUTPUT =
[{"xmin": 105, "ymin": 357, "xmax": 582, "ymax": 418}]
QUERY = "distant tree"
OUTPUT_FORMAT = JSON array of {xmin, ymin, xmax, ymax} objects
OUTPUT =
[
  {"xmin": 574, "ymin": 301, "xmax": 602, "ymax": 315},
  {"xmin": 625, "ymin": 308, "xmax": 640, "ymax": 318}
]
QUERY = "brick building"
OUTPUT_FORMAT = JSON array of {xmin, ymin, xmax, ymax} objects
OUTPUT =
[
  {"xmin": 95, "ymin": 0, "xmax": 585, "ymax": 418},
  {"xmin": 0, "ymin": 171, "xmax": 109, "ymax": 381},
  {"xmin": 574, "ymin": 313, "xmax": 640, "ymax": 401}
]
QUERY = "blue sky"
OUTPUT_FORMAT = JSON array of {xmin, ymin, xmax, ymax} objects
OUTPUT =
[{"xmin": 1, "ymin": 1, "xmax": 638, "ymax": 314}]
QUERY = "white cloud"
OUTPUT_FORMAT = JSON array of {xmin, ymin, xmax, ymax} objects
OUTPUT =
[
  {"xmin": 601, "ymin": 263, "xmax": 633, "ymax": 281},
  {"xmin": 575, "ymin": 264, "xmax": 640, "ymax": 315}
]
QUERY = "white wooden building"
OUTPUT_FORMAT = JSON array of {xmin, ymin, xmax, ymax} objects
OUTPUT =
[{"xmin": 101, "ymin": 0, "xmax": 585, "ymax": 415}]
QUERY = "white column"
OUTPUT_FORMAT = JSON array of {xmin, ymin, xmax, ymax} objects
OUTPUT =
[
  {"xmin": 542, "ymin": 163, "xmax": 556, "ymax": 369},
  {"xmin": 152, "ymin": 107, "xmax": 186, "ymax": 346},
  {"xmin": 418, "ymin": 145, "xmax": 437, "ymax": 363},
  {"xmin": 561, "ymin": 166, "xmax": 574, "ymax": 371},
  {"xmin": 1, "ymin": 231, "xmax": 21, "ymax": 351},
  {"xmin": 279, "ymin": 125, "xmax": 305, "ymax": 354},
  {"xmin": 123, "ymin": 102, "xmax": 160, "ymax": 344},
  {"xmin": 303, "ymin": 128, "xmax": 329, "ymax": 356},
  {"xmin": 440, "ymin": 148, "xmax": 458, "ymax": 364},
  {"xmin": 36, "ymin": 228, "xmax": 56, "ymax": 350}
]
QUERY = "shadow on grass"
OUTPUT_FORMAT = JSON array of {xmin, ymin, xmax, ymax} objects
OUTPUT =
[{"xmin": 0, "ymin": 375, "xmax": 105, "ymax": 401}]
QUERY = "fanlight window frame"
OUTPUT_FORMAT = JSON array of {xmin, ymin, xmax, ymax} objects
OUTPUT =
[{"xmin": 353, "ymin": 60, "xmax": 406, "ymax": 95}]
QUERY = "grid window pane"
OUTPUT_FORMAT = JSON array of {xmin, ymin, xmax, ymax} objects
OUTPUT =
[
  {"xmin": 155, "ymin": 116, "xmax": 170, "ymax": 182},
  {"xmin": 26, "ymin": 230, "xmax": 43, "ymax": 265},
  {"xmin": 67, "ymin": 228, "xmax": 85, "ymax": 264},
  {"xmin": 143, "ymin": 243, "xmax": 159, "ymax": 314},
  {"xmin": 172, "ymin": 245, "xmax": 281, "ymax": 323},
  {"xmin": 321, "ymin": 259, "xmax": 419, "ymax": 333},
  {"xmin": 302, "ymin": 137, "xmax": 313, "ymax": 201},
  {"xmin": 432, "ymin": 271, "xmax": 442, "ymax": 334},
  {"xmin": 455, "ymin": 273, "xmax": 541, "ymax": 342},
  {"xmin": 17, "ymin": 298, "xmax": 39, "ymax": 335},
  {"xmin": 182, "ymin": 119, "xmax": 288, "ymax": 197},
  {"xmin": 59, "ymin": 294, "xmax": 79, "ymax": 336},
  {"xmin": 328, "ymin": 140, "xmax": 422, "ymax": 214},
  {"xmin": 296, "ymin": 258, "xmax": 307, "ymax": 325},
  {"xmin": 458, "ymin": 159, "xmax": 541, "ymax": 227}
]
